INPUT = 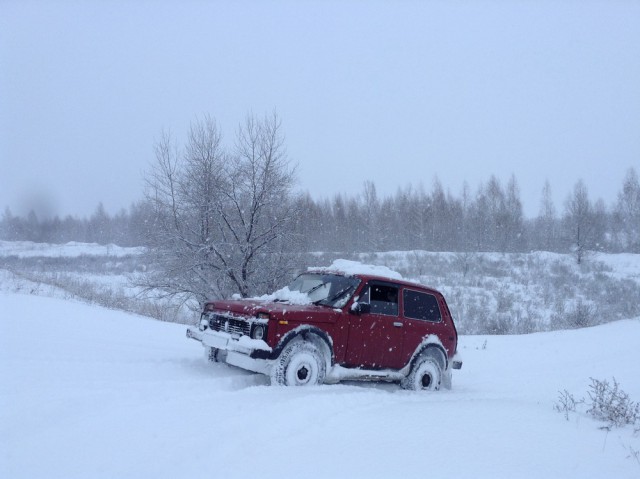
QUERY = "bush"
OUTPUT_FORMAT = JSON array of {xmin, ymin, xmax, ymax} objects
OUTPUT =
[
  {"xmin": 554, "ymin": 389, "xmax": 583, "ymax": 421},
  {"xmin": 564, "ymin": 299, "xmax": 597, "ymax": 329},
  {"xmin": 586, "ymin": 377, "xmax": 640, "ymax": 428},
  {"xmin": 556, "ymin": 377, "xmax": 640, "ymax": 428}
]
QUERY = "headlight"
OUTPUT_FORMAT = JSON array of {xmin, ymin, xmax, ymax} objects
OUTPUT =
[
  {"xmin": 199, "ymin": 318, "xmax": 208, "ymax": 331},
  {"xmin": 251, "ymin": 324, "xmax": 265, "ymax": 340}
]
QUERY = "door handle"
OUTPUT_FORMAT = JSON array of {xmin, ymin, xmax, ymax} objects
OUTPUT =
[{"xmin": 393, "ymin": 322, "xmax": 403, "ymax": 328}]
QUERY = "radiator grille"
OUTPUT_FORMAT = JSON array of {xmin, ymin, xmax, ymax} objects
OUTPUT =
[{"xmin": 208, "ymin": 314, "xmax": 251, "ymax": 336}]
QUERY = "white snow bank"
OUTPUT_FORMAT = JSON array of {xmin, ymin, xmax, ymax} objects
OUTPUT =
[
  {"xmin": 308, "ymin": 259, "xmax": 403, "ymax": 279},
  {"xmin": 1, "ymin": 290, "xmax": 639, "ymax": 479},
  {"xmin": 594, "ymin": 252, "xmax": 640, "ymax": 283},
  {"xmin": 0, "ymin": 240, "xmax": 144, "ymax": 258}
]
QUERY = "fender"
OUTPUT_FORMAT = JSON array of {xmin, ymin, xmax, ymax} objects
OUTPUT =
[
  {"xmin": 407, "ymin": 334, "xmax": 449, "ymax": 372},
  {"xmin": 268, "ymin": 325, "xmax": 334, "ymax": 366}
]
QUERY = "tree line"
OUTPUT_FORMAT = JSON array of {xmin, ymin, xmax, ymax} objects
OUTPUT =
[
  {"xmin": 1, "ymin": 201, "xmax": 152, "ymax": 247},
  {"xmin": 289, "ymin": 170, "xmax": 639, "ymax": 259},
  {"xmin": 2, "ymin": 166, "xmax": 638, "ymax": 259}
]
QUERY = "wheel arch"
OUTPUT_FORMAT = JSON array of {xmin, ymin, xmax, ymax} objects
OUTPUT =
[
  {"xmin": 271, "ymin": 325, "xmax": 334, "ymax": 369},
  {"xmin": 408, "ymin": 336, "xmax": 448, "ymax": 372}
]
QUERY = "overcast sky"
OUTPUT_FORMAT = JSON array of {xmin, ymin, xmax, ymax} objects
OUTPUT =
[{"xmin": 1, "ymin": 1, "xmax": 639, "ymax": 220}]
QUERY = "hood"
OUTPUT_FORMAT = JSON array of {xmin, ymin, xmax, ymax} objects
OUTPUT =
[{"xmin": 207, "ymin": 299, "xmax": 340, "ymax": 321}]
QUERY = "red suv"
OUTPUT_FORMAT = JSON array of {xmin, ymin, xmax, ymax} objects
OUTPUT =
[{"xmin": 186, "ymin": 261, "xmax": 462, "ymax": 390}]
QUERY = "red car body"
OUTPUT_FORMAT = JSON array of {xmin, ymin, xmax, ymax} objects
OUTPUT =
[{"xmin": 187, "ymin": 266, "xmax": 462, "ymax": 389}]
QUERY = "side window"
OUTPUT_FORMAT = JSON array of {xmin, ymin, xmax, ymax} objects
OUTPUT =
[
  {"xmin": 403, "ymin": 289, "xmax": 442, "ymax": 322},
  {"xmin": 361, "ymin": 283, "xmax": 399, "ymax": 316}
]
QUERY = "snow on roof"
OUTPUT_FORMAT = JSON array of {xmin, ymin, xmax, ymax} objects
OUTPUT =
[{"xmin": 308, "ymin": 259, "xmax": 403, "ymax": 280}]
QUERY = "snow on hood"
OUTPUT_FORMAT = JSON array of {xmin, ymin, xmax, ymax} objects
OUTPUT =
[
  {"xmin": 251, "ymin": 286, "xmax": 313, "ymax": 305},
  {"xmin": 308, "ymin": 259, "xmax": 403, "ymax": 280}
]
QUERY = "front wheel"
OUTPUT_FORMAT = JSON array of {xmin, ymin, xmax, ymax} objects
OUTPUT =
[
  {"xmin": 402, "ymin": 356, "xmax": 442, "ymax": 391},
  {"xmin": 271, "ymin": 340, "xmax": 326, "ymax": 386}
]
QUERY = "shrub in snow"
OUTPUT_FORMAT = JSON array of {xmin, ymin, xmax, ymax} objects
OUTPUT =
[
  {"xmin": 564, "ymin": 299, "xmax": 597, "ymax": 329},
  {"xmin": 586, "ymin": 377, "xmax": 640, "ymax": 428},
  {"xmin": 554, "ymin": 390, "xmax": 583, "ymax": 421},
  {"xmin": 555, "ymin": 377, "xmax": 640, "ymax": 429},
  {"xmin": 485, "ymin": 312, "xmax": 513, "ymax": 335}
]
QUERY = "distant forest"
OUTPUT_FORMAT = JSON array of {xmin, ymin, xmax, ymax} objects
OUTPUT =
[{"xmin": 2, "ymin": 168, "xmax": 639, "ymax": 255}]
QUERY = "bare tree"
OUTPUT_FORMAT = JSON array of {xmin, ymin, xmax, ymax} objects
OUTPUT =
[
  {"xmin": 87, "ymin": 203, "xmax": 112, "ymax": 243},
  {"xmin": 504, "ymin": 175, "xmax": 524, "ymax": 252},
  {"xmin": 563, "ymin": 179, "xmax": 593, "ymax": 264},
  {"xmin": 224, "ymin": 113, "xmax": 299, "ymax": 296},
  {"xmin": 472, "ymin": 176, "xmax": 520, "ymax": 252},
  {"xmin": 459, "ymin": 181, "xmax": 473, "ymax": 252},
  {"xmin": 535, "ymin": 179, "xmax": 559, "ymax": 251},
  {"xmin": 141, "ymin": 113, "xmax": 300, "ymax": 304},
  {"xmin": 429, "ymin": 177, "xmax": 449, "ymax": 250},
  {"xmin": 615, "ymin": 167, "xmax": 640, "ymax": 252},
  {"xmin": 361, "ymin": 180, "xmax": 381, "ymax": 251}
]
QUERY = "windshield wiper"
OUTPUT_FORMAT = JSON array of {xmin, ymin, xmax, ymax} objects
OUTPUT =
[
  {"xmin": 313, "ymin": 284, "xmax": 356, "ymax": 307},
  {"xmin": 303, "ymin": 281, "xmax": 328, "ymax": 296},
  {"xmin": 328, "ymin": 284, "xmax": 355, "ymax": 304}
]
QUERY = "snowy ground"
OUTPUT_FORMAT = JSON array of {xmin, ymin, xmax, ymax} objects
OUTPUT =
[
  {"xmin": 0, "ymin": 240, "xmax": 144, "ymax": 258},
  {"xmin": 2, "ymin": 288, "xmax": 639, "ymax": 478}
]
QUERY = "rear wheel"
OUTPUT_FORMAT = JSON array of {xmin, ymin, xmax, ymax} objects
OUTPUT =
[
  {"xmin": 271, "ymin": 340, "xmax": 326, "ymax": 386},
  {"xmin": 402, "ymin": 356, "xmax": 442, "ymax": 391}
]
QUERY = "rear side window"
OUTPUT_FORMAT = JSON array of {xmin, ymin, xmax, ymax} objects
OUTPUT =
[{"xmin": 403, "ymin": 289, "xmax": 441, "ymax": 322}]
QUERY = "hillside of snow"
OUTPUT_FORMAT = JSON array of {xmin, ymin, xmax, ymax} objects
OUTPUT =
[{"xmin": 1, "ymin": 288, "xmax": 639, "ymax": 478}]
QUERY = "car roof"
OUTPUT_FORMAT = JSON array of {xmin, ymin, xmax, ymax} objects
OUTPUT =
[
  {"xmin": 306, "ymin": 270, "xmax": 441, "ymax": 295},
  {"xmin": 358, "ymin": 274, "xmax": 441, "ymax": 294}
]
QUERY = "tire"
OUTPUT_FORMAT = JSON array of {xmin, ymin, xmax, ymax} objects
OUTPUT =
[
  {"xmin": 271, "ymin": 340, "xmax": 326, "ymax": 386},
  {"xmin": 402, "ymin": 356, "xmax": 442, "ymax": 391}
]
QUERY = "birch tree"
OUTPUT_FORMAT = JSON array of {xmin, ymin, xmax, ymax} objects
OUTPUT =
[
  {"xmin": 535, "ymin": 180, "xmax": 559, "ymax": 251},
  {"xmin": 615, "ymin": 168, "xmax": 640, "ymax": 252},
  {"xmin": 563, "ymin": 179, "xmax": 593, "ymax": 264},
  {"xmin": 141, "ymin": 113, "xmax": 300, "ymax": 303}
]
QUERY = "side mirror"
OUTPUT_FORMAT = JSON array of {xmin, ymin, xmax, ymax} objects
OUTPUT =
[{"xmin": 350, "ymin": 302, "xmax": 371, "ymax": 315}]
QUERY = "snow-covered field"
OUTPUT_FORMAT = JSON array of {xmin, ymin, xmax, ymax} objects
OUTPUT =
[
  {"xmin": 0, "ymin": 240, "xmax": 145, "ymax": 258},
  {"xmin": 1, "ymin": 287, "xmax": 639, "ymax": 478}
]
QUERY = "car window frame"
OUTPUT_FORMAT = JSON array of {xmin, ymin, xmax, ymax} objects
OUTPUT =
[
  {"xmin": 402, "ymin": 287, "xmax": 442, "ymax": 323},
  {"xmin": 359, "ymin": 281, "xmax": 400, "ymax": 317}
]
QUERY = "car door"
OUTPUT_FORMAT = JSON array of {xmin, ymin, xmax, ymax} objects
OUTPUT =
[{"xmin": 344, "ymin": 281, "xmax": 405, "ymax": 369}]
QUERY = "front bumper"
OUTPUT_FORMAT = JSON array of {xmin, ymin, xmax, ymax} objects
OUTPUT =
[{"xmin": 186, "ymin": 327, "xmax": 273, "ymax": 375}]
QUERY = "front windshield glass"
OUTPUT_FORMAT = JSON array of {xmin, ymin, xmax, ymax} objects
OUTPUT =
[{"xmin": 287, "ymin": 273, "xmax": 361, "ymax": 308}]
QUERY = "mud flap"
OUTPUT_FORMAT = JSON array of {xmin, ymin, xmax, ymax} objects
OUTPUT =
[{"xmin": 442, "ymin": 368, "xmax": 452, "ymax": 390}]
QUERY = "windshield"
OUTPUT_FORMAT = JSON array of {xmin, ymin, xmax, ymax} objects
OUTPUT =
[{"xmin": 287, "ymin": 273, "xmax": 361, "ymax": 308}]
